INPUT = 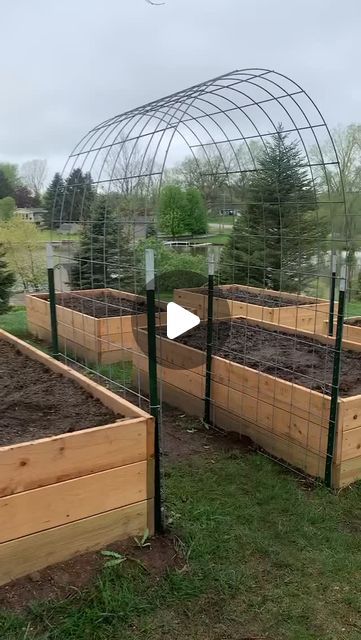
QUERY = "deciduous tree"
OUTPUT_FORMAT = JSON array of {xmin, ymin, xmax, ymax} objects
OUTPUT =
[
  {"xmin": 159, "ymin": 185, "xmax": 188, "ymax": 238},
  {"xmin": 0, "ymin": 218, "xmax": 46, "ymax": 291}
]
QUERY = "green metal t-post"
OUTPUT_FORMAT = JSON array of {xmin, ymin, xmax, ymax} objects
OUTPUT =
[
  {"xmin": 328, "ymin": 251, "xmax": 337, "ymax": 337},
  {"xmin": 46, "ymin": 243, "xmax": 59, "ymax": 359},
  {"xmin": 325, "ymin": 264, "xmax": 346, "ymax": 488},
  {"xmin": 145, "ymin": 249, "xmax": 163, "ymax": 534},
  {"xmin": 204, "ymin": 252, "xmax": 215, "ymax": 425}
]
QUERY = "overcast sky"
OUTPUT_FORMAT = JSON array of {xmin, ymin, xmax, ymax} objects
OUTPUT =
[{"xmin": 1, "ymin": 0, "xmax": 360, "ymax": 180}]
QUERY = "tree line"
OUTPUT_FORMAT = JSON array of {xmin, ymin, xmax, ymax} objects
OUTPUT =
[{"xmin": 1, "ymin": 123, "xmax": 361, "ymax": 311}]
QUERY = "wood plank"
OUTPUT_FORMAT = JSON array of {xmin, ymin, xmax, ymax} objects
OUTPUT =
[
  {"xmin": 0, "ymin": 500, "xmax": 151, "ymax": 586},
  {"xmin": 338, "ymin": 396, "xmax": 361, "ymax": 430},
  {"xmin": 343, "ymin": 323, "xmax": 361, "ymax": 344},
  {"xmin": 212, "ymin": 357, "xmax": 331, "ymax": 425},
  {"xmin": 339, "ymin": 424, "xmax": 361, "ymax": 461},
  {"xmin": 0, "ymin": 461, "xmax": 150, "ymax": 543},
  {"xmin": 334, "ymin": 458, "xmax": 361, "ymax": 488},
  {"xmin": 135, "ymin": 368, "xmax": 204, "ymax": 418},
  {"xmin": 0, "ymin": 329, "xmax": 150, "ymax": 419},
  {"xmin": 0, "ymin": 417, "xmax": 148, "ymax": 497},
  {"xmin": 26, "ymin": 310, "xmax": 51, "ymax": 331},
  {"xmin": 135, "ymin": 338, "xmax": 331, "ymax": 427},
  {"xmin": 99, "ymin": 331, "xmax": 135, "ymax": 352},
  {"xmin": 99, "ymin": 348, "xmax": 135, "ymax": 364},
  {"xmin": 142, "ymin": 372, "xmax": 327, "ymax": 480},
  {"xmin": 58, "ymin": 335, "xmax": 99, "ymax": 363}
]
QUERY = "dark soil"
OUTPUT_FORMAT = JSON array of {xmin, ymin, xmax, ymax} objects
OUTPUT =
[
  {"xmin": 54, "ymin": 291, "xmax": 162, "ymax": 318},
  {"xmin": 196, "ymin": 286, "xmax": 313, "ymax": 308},
  {"xmin": 0, "ymin": 536, "xmax": 184, "ymax": 612},
  {"xmin": 0, "ymin": 341, "xmax": 122, "ymax": 446},
  {"xmin": 345, "ymin": 317, "xmax": 361, "ymax": 327},
  {"xmin": 161, "ymin": 319, "xmax": 361, "ymax": 397}
]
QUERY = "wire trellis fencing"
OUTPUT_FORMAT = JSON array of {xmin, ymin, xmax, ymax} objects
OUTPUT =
[{"xmin": 39, "ymin": 68, "xmax": 356, "ymax": 514}]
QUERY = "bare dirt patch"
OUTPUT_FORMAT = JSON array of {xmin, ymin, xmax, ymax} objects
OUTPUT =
[
  {"xmin": 53, "ymin": 291, "xmax": 163, "ymax": 318},
  {"xmin": 0, "ymin": 341, "xmax": 121, "ymax": 446},
  {"xmin": 196, "ymin": 286, "xmax": 312, "ymax": 308},
  {"xmin": 161, "ymin": 318, "xmax": 361, "ymax": 397}
]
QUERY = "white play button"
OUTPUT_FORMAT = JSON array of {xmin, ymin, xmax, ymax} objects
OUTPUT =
[{"xmin": 166, "ymin": 302, "xmax": 200, "ymax": 340}]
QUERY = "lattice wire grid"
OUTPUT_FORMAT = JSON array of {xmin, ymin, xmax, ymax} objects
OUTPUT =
[{"xmin": 50, "ymin": 68, "xmax": 350, "ymax": 484}]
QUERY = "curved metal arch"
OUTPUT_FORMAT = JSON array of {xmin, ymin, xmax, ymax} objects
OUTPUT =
[{"xmin": 56, "ymin": 67, "xmax": 347, "ymax": 248}]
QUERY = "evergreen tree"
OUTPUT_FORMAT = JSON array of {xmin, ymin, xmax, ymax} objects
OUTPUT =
[
  {"xmin": 70, "ymin": 196, "xmax": 134, "ymax": 291},
  {"xmin": 64, "ymin": 168, "xmax": 95, "ymax": 224},
  {"xmin": 220, "ymin": 129, "xmax": 325, "ymax": 292},
  {"xmin": 159, "ymin": 185, "xmax": 188, "ymax": 238},
  {"xmin": 43, "ymin": 173, "xmax": 65, "ymax": 228},
  {"xmin": 0, "ymin": 169, "xmax": 14, "ymax": 199},
  {"xmin": 185, "ymin": 187, "xmax": 208, "ymax": 235},
  {"xmin": 0, "ymin": 243, "xmax": 15, "ymax": 314}
]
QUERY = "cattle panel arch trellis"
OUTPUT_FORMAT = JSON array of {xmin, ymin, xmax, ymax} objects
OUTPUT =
[{"xmin": 27, "ymin": 68, "xmax": 355, "ymax": 489}]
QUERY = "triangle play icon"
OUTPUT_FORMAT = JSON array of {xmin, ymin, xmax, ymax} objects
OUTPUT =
[{"xmin": 166, "ymin": 302, "xmax": 200, "ymax": 340}]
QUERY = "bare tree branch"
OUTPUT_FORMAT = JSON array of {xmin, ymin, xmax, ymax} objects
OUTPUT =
[{"xmin": 20, "ymin": 159, "xmax": 48, "ymax": 194}]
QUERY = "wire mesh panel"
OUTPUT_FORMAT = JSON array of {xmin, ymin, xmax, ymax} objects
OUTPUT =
[{"xmin": 39, "ymin": 68, "xmax": 354, "ymax": 489}]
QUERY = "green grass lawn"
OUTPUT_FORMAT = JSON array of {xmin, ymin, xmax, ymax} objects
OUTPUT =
[
  {"xmin": 208, "ymin": 215, "xmax": 234, "ymax": 225},
  {"xmin": 346, "ymin": 301, "xmax": 361, "ymax": 317},
  {"xmin": 1, "ymin": 453, "xmax": 361, "ymax": 640},
  {"xmin": 0, "ymin": 306, "xmax": 27, "ymax": 337},
  {"xmin": 39, "ymin": 229, "xmax": 80, "ymax": 242}
]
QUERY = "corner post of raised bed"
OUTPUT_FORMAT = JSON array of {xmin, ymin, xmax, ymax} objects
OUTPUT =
[
  {"xmin": 204, "ymin": 251, "xmax": 215, "ymax": 425},
  {"xmin": 145, "ymin": 249, "xmax": 163, "ymax": 534},
  {"xmin": 325, "ymin": 264, "xmax": 346, "ymax": 488},
  {"xmin": 328, "ymin": 250, "xmax": 337, "ymax": 337},
  {"xmin": 46, "ymin": 243, "xmax": 59, "ymax": 359}
]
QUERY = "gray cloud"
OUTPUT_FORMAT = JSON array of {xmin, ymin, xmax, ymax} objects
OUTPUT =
[{"xmin": 1, "ymin": 0, "xmax": 360, "ymax": 177}]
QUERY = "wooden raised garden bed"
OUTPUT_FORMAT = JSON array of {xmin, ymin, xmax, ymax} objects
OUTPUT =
[
  {"xmin": 174, "ymin": 284, "xmax": 333, "ymax": 332},
  {"xmin": 26, "ymin": 288, "xmax": 167, "ymax": 364},
  {"xmin": 0, "ymin": 329, "xmax": 154, "ymax": 586},
  {"xmin": 321, "ymin": 317, "xmax": 361, "ymax": 345},
  {"xmin": 133, "ymin": 318, "xmax": 361, "ymax": 488}
]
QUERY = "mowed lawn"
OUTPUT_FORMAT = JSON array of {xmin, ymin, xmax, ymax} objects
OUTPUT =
[{"xmin": 0, "ymin": 307, "xmax": 361, "ymax": 639}]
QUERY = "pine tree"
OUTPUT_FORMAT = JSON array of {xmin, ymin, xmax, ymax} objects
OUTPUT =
[
  {"xmin": 70, "ymin": 196, "xmax": 134, "ymax": 291},
  {"xmin": 0, "ymin": 243, "xmax": 15, "ymax": 314},
  {"xmin": 43, "ymin": 173, "xmax": 65, "ymax": 228},
  {"xmin": 220, "ymin": 129, "xmax": 325, "ymax": 292},
  {"xmin": 185, "ymin": 187, "xmax": 208, "ymax": 235},
  {"xmin": 63, "ymin": 169, "xmax": 95, "ymax": 224},
  {"xmin": 0, "ymin": 169, "xmax": 14, "ymax": 200}
]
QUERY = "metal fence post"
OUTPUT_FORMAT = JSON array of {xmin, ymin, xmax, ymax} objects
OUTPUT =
[
  {"xmin": 325, "ymin": 264, "xmax": 346, "ymax": 488},
  {"xmin": 204, "ymin": 251, "xmax": 215, "ymax": 425},
  {"xmin": 145, "ymin": 249, "xmax": 163, "ymax": 534},
  {"xmin": 328, "ymin": 250, "xmax": 337, "ymax": 337},
  {"xmin": 46, "ymin": 243, "xmax": 59, "ymax": 359}
]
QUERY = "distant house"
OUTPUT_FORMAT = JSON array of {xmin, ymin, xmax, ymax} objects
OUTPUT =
[
  {"xmin": 218, "ymin": 208, "xmax": 241, "ymax": 217},
  {"xmin": 15, "ymin": 208, "xmax": 47, "ymax": 226}
]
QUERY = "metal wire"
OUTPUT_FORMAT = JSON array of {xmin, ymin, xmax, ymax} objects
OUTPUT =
[{"xmin": 48, "ymin": 68, "xmax": 348, "ymax": 488}]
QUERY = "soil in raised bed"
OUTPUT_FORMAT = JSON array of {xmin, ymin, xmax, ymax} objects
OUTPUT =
[
  {"xmin": 0, "ymin": 341, "xmax": 122, "ymax": 446},
  {"xmin": 161, "ymin": 319, "xmax": 361, "ymax": 397},
  {"xmin": 54, "ymin": 291, "xmax": 162, "ymax": 318},
  {"xmin": 195, "ymin": 287, "xmax": 314, "ymax": 308},
  {"xmin": 345, "ymin": 318, "xmax": 361, "ymax": 327}
]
